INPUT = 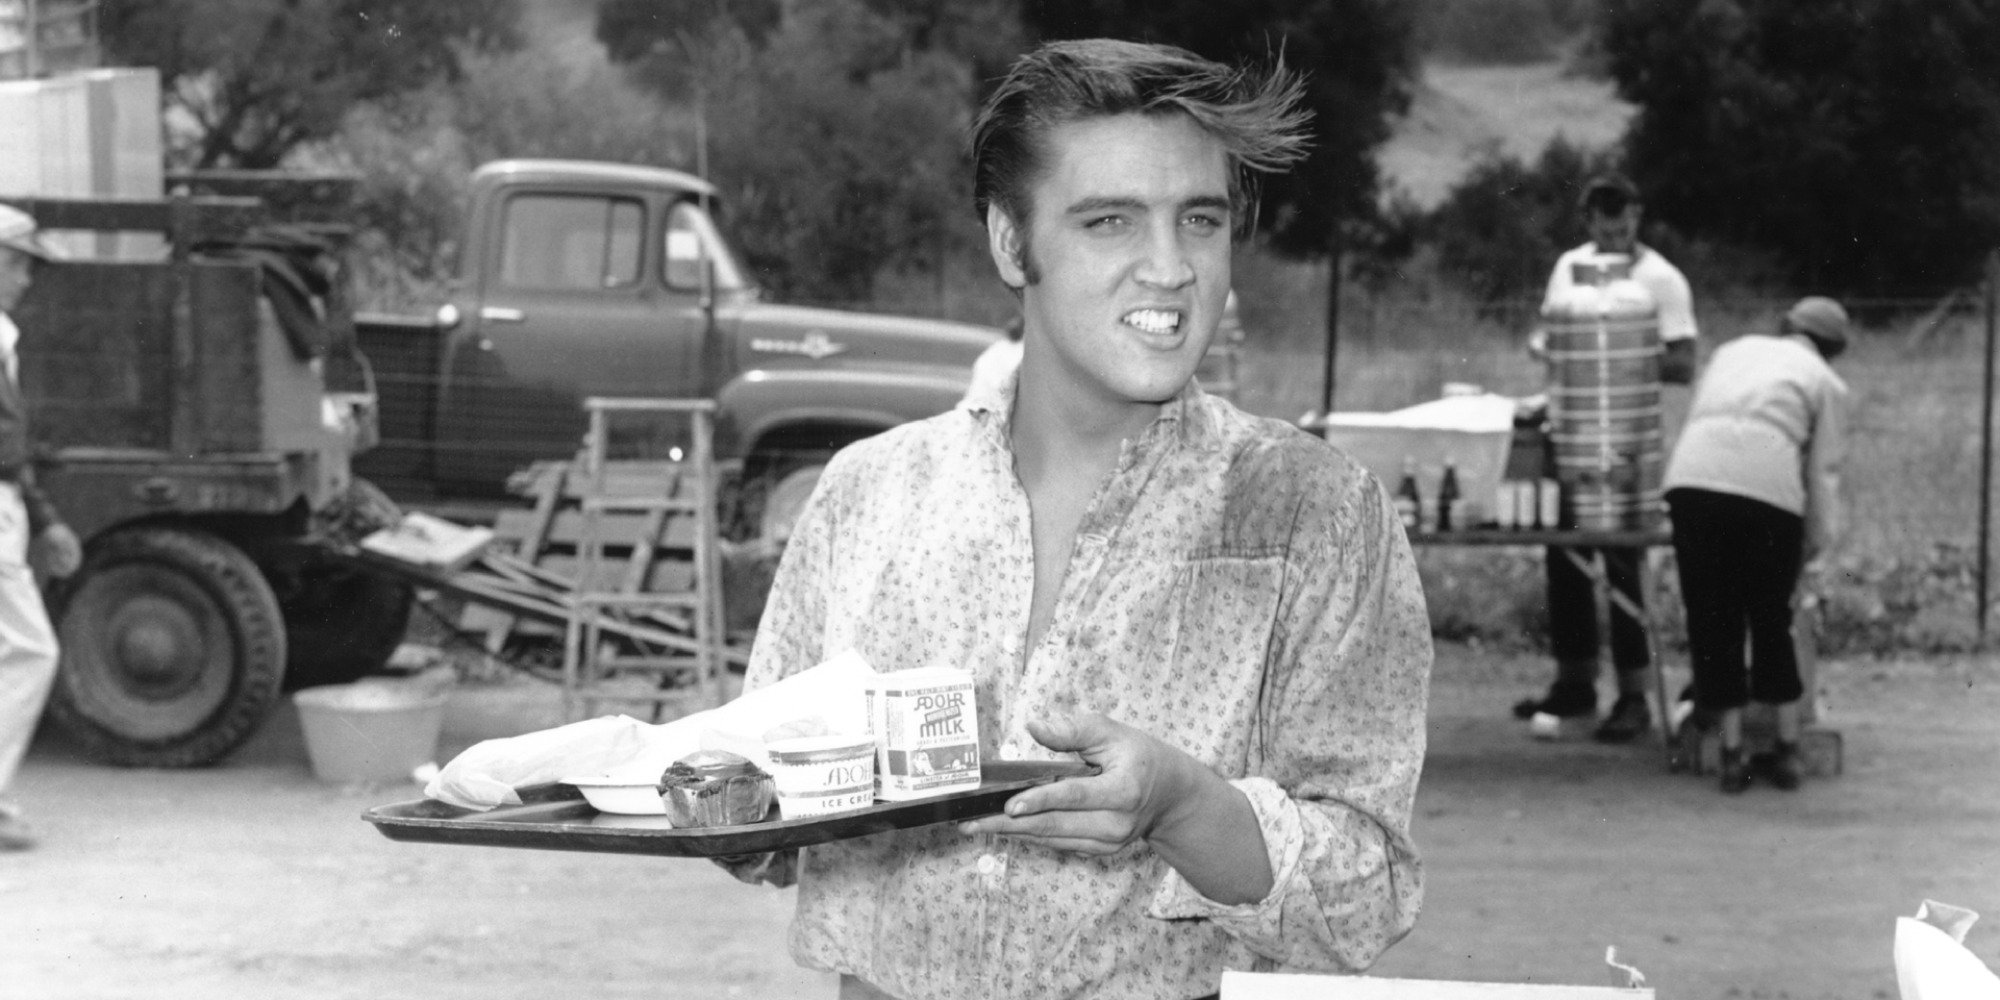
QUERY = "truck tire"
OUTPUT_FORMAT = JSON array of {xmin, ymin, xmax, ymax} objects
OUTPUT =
[
  {"xmin": 277, "ymin": 562, "xmax": 414, "ymax": 690},
  {"xmin": 278, "ymin": 478, "xmax": 414, "ymax": 689},
  {"xmin": 730, "ymin": 448, "xmax": 836, "ymax": 546},
  {"xmin": 758, "ymin": 463, "xmax": 825, "ymax": 544},
  {"xmin": 47, "ymin": 527, "xmax": 288, "ymax": 768}
]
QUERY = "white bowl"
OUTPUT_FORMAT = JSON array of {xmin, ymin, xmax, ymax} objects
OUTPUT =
[{"xmin": 563, "ymin": 774, "xmax": 665, "ymax": 815}]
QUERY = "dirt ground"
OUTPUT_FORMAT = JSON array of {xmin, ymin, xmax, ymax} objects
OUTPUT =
[{"xmin": 4, "ymin": 645, "xmax": 1997, "ymax": 1000}]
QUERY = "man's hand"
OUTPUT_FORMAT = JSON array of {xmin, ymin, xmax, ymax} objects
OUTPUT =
[
  {"xmin": 958, "ymin": 713, "xmax": 1275, "ymax": 904},
  {"xmin": 958, "ymin": 713, "xmax": 1196, "ymax": 855},
  {"xmin": 32, "ymin": 523, "xmax": 81, "ymax": 579}
]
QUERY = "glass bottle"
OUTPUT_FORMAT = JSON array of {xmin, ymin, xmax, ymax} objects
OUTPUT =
[
  {"xmin": 1437, "ymin": 461, "xmax": 1461, "ymax": 533},
  {"xmin": 1394, "ymin": 457, "xmax": 1422, "ymax": 532}
]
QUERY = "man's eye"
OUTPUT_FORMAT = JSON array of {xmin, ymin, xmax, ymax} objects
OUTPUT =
[
  {"xmin": 1183, "ymin": 213, "xmax": 1225, "ymax": 233},
  {"xmin": 1085, "ymin": 215, "xmax": 1129, "ymax": 232}
]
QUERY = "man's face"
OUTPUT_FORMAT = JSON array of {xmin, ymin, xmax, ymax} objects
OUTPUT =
[
  {"xmin": 0, "ymin": 247, "xmax": 32, "ymax": 313},
  {"xmin": 988, "ymin": 112, "xmax": 1232, "ymax": 412},
  {"xmin": 1587, "ymin": 203, "xmax": 1641, "ymax": 255}
]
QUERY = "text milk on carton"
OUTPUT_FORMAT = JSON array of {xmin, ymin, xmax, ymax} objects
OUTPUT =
[{"xmin": 865, "ymin": 667, "xmax": 981, "ymax": 801}]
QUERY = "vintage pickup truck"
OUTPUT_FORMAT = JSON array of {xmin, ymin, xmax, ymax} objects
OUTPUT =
[{"xmin": 354, "ymin": 159, "xmax": 1005, "ymax": 541}]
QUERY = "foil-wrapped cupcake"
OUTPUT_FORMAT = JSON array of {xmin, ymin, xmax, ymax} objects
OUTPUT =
[{"xmin": 658, "ymin": 749, "xmax": 776, "ymax": 828}]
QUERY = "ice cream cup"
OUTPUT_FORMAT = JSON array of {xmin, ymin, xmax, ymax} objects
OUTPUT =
[{"xmin": 764, "ymin": 733, "xmax": 876, "ymax": 820}]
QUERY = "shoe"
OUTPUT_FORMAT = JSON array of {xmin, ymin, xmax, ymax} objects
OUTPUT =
[
  {"xmin": 1593, "ymin": 694, "xmax": 1652, "ymax": 744},
  {"xmin": 1511, "ymin": 681, "xmax": 1597, "ymax": 721},
  {"xmin": 1756, "ymin": 740, "xmax": 1804, "ymax": 791},
  {"xmin": 1719, "ymin": 746, "xmax": 1752, "ymax": 794},
  {"xmin": 1668, "ymin": 707, "xmax": 1718, "ymax": 774},
  {"xmin": 0, "ymin": 802, "xmax": 36, "ymax": 851}
]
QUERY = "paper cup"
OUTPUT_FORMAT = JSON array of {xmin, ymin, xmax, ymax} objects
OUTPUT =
[{"xmin": 764, "ymin": 734, "xmax": 876, "ymax": 820}]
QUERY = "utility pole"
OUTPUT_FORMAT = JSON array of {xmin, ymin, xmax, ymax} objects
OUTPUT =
[
  {"xmin": 1320, "ymin": 235, "xmax": 1344, "ymax": 416},
  {"xmin": 1979, "ymin": 251, "xmax": 1997, "ymax": 643}
]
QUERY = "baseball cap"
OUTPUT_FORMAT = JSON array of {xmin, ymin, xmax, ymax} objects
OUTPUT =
[
  {"xmin": 1579, "ymin": 172, "xmax": 1640, "ymax": 214},
  {"xmin": 1785, "ymin": 296, "xmax": 1849, "ymax": 360},
  {"xmin": 0, "ymin": 204, "xmax": 58, "ymax": 262}
]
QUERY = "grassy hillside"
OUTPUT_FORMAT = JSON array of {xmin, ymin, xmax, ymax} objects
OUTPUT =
[{"xmin": 1378, "ymin": 59, "xmax": 1633, "ymax": 208}]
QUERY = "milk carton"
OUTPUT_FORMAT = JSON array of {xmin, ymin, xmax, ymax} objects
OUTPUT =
[{"xmin": 865, "ymin": 667, "xmax": 981, "ymax": 801}]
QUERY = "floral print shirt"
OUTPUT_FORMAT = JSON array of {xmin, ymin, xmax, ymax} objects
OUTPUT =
[{"xmin": 737, "ymin": 373, "xmax": 1432, "ymax": 1000}]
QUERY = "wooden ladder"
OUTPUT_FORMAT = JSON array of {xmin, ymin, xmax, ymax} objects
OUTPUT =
[{"xmin": 560, "ymin": 397, "xmax": 727, "ymax": 722}]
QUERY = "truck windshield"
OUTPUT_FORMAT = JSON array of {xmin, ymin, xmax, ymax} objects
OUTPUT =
[{"xmin": 664, "ymin": 200, "xmax": 751, "ymax": 294}]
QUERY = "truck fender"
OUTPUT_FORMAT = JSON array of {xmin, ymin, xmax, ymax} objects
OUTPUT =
[
  {"xmin": 714, "ymin": 366, "xmax": 968, "ymax": 543},
  {"xmin": 715, "ymin": 366, "xmax": 970, "ymax": 460}
]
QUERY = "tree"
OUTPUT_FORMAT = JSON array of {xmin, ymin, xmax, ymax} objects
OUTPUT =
[
  {"xmin": 100, "ymin": 0, "xmax": 524, "ymax": 168},
  {"xmin": 594, "ymin": 0, "xmax": 781, "ymax": 68},
  {"xmin": 596, "ymin": 0, "xmax": 1017, "ymax": 305},
  {"xmin": 1602, "ymin": 0, "xmax": 2000, "ymax": 297},
  {"xmin": 1425, "ymin": 138, "xmax": 1618, "ymax": 308}
]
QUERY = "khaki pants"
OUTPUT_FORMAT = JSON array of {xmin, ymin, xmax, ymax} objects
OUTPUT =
[{"xmin": 0, "ymin": 483, "xmax": 59, "ymax": 797}]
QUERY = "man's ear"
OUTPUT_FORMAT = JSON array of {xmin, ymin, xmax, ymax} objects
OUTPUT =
[{"xmin": 987, "ymin": 203, "xmax": 1027, "ymax": 289}]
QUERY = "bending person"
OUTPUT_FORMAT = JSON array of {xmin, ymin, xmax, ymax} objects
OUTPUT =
[{"xmin": 1664, "ymin": 296, "xmax": 1850, "ymax": 793}]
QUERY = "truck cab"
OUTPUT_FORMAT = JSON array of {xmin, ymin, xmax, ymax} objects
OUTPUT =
[{"xmin": 370, "ymin": 159, "xmax": 1002, "ymax": 539}]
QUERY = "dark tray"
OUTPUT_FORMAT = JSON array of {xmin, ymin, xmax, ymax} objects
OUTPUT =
[{"xmin": 363, "ymin": 760, "xmax": 1091, "ymax": 859}]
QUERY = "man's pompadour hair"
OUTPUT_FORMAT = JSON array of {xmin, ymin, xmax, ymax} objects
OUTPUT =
[{"xmin": 970, "ymin": 38, "xmax": 1312, "ymax": 238}]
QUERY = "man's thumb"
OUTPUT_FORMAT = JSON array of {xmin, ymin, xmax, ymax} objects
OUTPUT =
[{"xmin": 1026, "ymin": 713, "xmax": 1110, "ymax": 754}]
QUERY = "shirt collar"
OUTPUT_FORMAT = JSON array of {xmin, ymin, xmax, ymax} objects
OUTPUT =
[{"xmin": 968, "ymin": 371, "xmax": 1219, "ymax": 454}]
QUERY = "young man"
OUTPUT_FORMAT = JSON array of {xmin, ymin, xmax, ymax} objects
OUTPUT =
[
  {"xmin": 0, "ymin": 205, "xmax": 83, "ymax": 850},
  {"xmin": 1515, "ymin": 172, "xmax": 1698, "ymax": 743},
  {"xmin": 731, "ymin": 40, "xmax": 1431, "ymax": 999}
]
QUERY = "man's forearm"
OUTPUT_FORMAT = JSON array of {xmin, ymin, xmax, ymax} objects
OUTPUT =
[
  {"xmin": 1148, "ymin": 760, "xmax": 1274, "ymax": 906},
  {"xmin": 1661, "ymin": 338, "xmax": 1697, "ymax": 384}
]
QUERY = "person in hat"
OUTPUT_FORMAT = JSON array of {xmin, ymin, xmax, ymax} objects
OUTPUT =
[
  {"xmin": 1513, "ymin": 171, "xmax": 1700, "ymax": 743},
  {"xmin": 0, "ymin": 204, "xmax": 83, "ymax": 849},
  {"xmin": 1662, "ymin": 296, "xmax": 1850, "ymax": 793}
]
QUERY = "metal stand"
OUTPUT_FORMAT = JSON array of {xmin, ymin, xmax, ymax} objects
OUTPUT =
[{"xmin": 1409, "ymin": 527, "xmax": 1679, "ymax": 767}]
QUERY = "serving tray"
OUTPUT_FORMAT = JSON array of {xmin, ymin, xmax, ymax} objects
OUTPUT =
[{"xmin": 363, "ymin": 760, "xmax": 1091, "ymax": 859}]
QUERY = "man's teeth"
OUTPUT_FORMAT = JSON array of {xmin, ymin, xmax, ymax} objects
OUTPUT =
[{"xmin": 1123, "ymin": 309, "xmax": 1181, "ymax": 334}]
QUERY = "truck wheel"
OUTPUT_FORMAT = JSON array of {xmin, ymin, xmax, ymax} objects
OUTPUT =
[
  {"xmin": 47, "ymin": 527, "xmax": 288, "ymax": 768},
  {"xmin": 278, "ymin": 562, "xmax": 414, "ymax": 690},
  {"xmin": 729, "ymin": 453, "xmax": 832, "ymax": 546},
  {"xmin": 280, "ymin": 477, "xmax": 414, "ymax": 689},
  {"xmin": 758, "ymin": 464, "xmax": 824, "ymax": 544}
]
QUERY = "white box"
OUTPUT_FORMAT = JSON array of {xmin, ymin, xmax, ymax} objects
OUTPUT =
[
  {"xmin": 1318, "ymin": 394, "xmax": 1516, "ymax": 529},
  {"xmin": 0, "ymin": 66, "xmax": 164, "ymax": 260},
  {"xmin": 1222, "ymin": 972, "xmax": 1652, "ymax": 999}
]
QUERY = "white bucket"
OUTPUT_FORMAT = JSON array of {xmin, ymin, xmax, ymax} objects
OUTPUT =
[{"xmin": 293, "ymin": 682, "xmax": 446, "ymax": 784}]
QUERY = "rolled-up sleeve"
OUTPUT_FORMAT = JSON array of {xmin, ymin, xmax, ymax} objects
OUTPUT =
[{"xmin": 1149, "ymin": 463, "xmax": 1431, "ymax": 971}]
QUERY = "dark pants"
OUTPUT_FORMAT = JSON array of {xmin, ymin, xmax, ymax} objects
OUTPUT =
[
  {"xmin": 1667, "ymin": 487, "xmax": 1806, "ymax": 710},
  {"xmin": 1546, "ymin": 543, "xmax": 1650, "ymax": 671}
]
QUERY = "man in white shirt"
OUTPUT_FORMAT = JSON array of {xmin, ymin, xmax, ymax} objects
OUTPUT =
[
  {"xmin": 1514, "ymin": 173, "xmax": 1697, "ymax": 743},
  {"xmin": 0, "ymin": 205, "xmax": 82, "ymax": 850}
]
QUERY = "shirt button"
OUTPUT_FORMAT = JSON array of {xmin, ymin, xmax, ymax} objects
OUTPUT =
[{"xmin": 976, "ymin": 854, "xmax": 999, "ymax": 876}]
